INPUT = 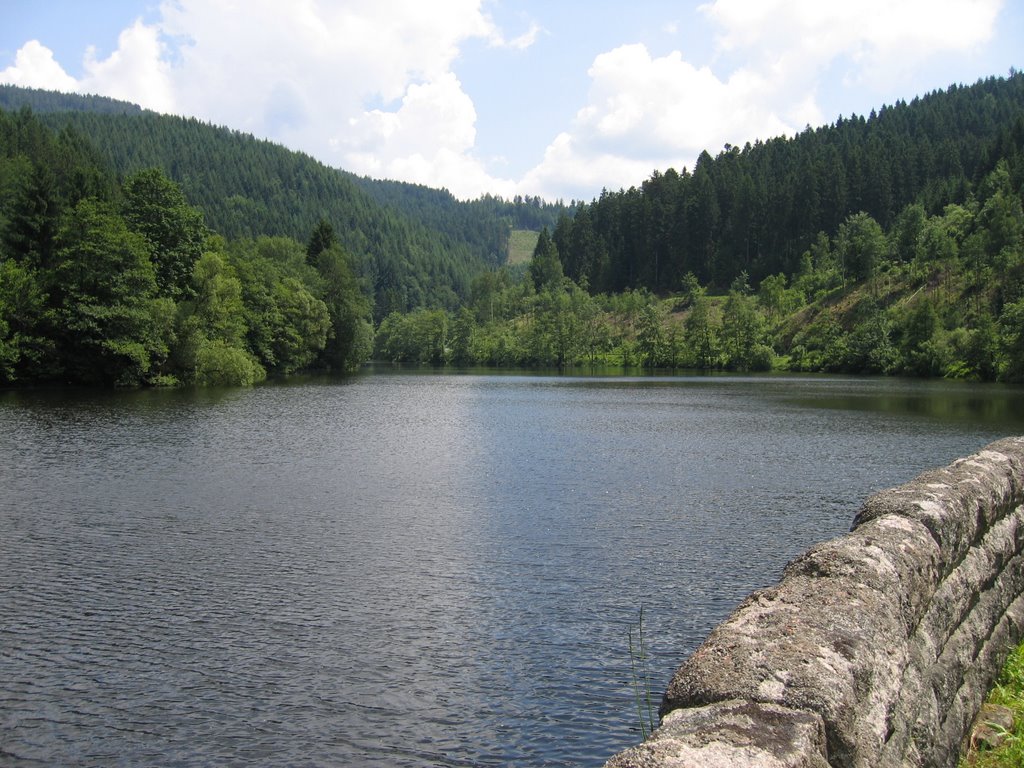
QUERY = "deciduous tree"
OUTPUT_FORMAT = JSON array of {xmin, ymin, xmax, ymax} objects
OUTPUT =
[{"xmin": 122, "ymin": 168, "xmax": 208, "ymax": 300}]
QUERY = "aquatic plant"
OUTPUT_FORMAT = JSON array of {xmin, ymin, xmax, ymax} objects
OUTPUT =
[{"xmin": 629, "ymin": 605, "xmax": 657, "ymax": 740}]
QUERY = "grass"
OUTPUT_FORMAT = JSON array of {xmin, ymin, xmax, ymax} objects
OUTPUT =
[
  {"xmin": 507, "ymin": 229, "xmax": 539, "ymax": 265},
  {"xmin": 961, "ymin": 642, "xmax": 1024, "ymax": 767},
  {"xmin": 629, "ymin": 606, "xmax": 657, "ymax": 740}
]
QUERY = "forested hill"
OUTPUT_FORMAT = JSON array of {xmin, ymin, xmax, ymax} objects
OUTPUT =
[
  {"xmin": 346, "ymin": 175, "xmax": 573, "ymax": 256},
  {"xmin": 371, "ymin": 73, "xmax": 1024, "ymax": 384},
  {"xmin": 4, "ymin": 74, "xmax": 1024, "ymax": 386},
  {"xmin": 551, "ymin": 73, "xmax": 1024, "ymax": 294},
  {"xmin": 0, "ymin": 85, "xmax": 144, "ymax": 116},
  {"xmin": 0, "ymin": 84, "xmax": 530, "ymax": 315}
]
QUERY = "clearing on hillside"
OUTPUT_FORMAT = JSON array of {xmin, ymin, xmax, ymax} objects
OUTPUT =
[{"xmin": 508, "ymin": 229, "xmax": 540, "ymax": 265}]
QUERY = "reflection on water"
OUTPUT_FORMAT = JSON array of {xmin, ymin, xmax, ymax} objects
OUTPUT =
[
  {"xmin": 779, "ymin": 376, "xmax": 1024, "ymax": 425},
  {"xmin": 1, "ymin": 373, "xmax": 1022, "ymax": 766}
]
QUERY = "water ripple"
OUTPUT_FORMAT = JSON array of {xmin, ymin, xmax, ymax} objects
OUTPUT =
[{"xmin": 1, "ymin": 374, "xmax": 1019, "ymax": 765}]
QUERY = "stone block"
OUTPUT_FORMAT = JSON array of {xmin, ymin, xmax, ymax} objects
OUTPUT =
[{"xmin": 605, "ymin": 699, "xmax": 829, "ymax": 768}]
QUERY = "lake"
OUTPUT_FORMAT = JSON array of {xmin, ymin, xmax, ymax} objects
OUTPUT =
[{"xmin": 2, "ymin": 371, "xmax": 1023, "ymax": 766}]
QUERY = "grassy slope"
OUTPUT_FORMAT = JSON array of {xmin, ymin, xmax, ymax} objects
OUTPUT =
[{"xmin": 508, "ymin": 230, "xmax": 540, "ymax": 265}]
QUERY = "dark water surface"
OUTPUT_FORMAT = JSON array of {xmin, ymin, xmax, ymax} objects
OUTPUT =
[{"xmin": 2, "ymin": 372, "xmax": 1023, "ymax": 766}]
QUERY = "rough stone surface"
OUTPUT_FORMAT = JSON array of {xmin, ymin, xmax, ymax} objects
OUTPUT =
[
  {"xmin": 604, "ymin": 700, "xmax": 830, "ymax": 768},
  {"xmin": 604, "ymin": 437, "xmax": 1024, "ymax": 768},
  {"xmin": 969, "ymin": 703, "xmax": 1015, "ymax": 752}
]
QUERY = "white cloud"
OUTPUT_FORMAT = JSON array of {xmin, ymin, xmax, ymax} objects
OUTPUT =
[
  {"xmin": 0, "ymin": 0, "xmax": 516, "ymax": 200},
  {"xmin": 700, "ymin": 0, "xmax": 1001, "ymax": 90},
  {"xmin": 146, "ymin": 0, "xmax": 514, "ymax": 197},
  {"xmin": 522, "ymin": 0, "xmax": 1003, "ymax": 200},
  {"xmin": 520, "ymin": 131, "xmax": 659, "ymax": 203},
  {"xmin": 0, "ymin": 22, "xmax": 173, "ymax": 110},
  {"xmin": 80, "ymin": 20, "xmax": 175, "ymax": 112},
  {"xmin": 489, "ymin": 21, "xmax": 542, "ymax": 51},
  {"xmin": 0, "ymin": 0, "xmax": 1007, "ymax": 203},
  {"xmin": 341, "ymin": 72, "xmax": 516, "ymax": 199},
  {"xmin": 520, "ymin": 42, "xmax": 796, "ymax": 200},
  {"xmin": 0, "ymin": 39, "xmax": 78, "ymax": 91}
]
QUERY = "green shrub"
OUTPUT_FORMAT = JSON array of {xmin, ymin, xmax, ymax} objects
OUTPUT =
[{"xmin": 194, "ymin": 339, "xmax": 265, "ymax": 386}]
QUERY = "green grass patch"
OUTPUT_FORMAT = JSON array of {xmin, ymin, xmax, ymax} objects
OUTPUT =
[
  {"xmin": 962, "ymin": 642, "xmax": 1024, "ymax": 767},
  {"xmin": 507, "ymin": 229, "xmax": 539, "ymax": 265}
]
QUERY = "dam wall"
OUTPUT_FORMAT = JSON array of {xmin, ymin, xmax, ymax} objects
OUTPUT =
[{"xmin": 605, "ymin": 436, "xmax": 1024, "ymax": 768}]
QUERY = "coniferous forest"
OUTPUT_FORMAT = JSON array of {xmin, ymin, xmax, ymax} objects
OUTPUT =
[{"xmin": 1, "ymin": 73, "xmax": 1023, "ymax": 386}]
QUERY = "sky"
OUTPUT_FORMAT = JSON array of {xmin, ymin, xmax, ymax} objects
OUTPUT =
[{"xmin": 1, "ymin": 1, "xmax": 1021, "ymax": 203}]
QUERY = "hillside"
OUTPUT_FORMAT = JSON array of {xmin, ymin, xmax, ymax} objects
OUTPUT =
[
  {"xmin": 0, "ymin": 84, "xmax": 535, "ymax": 316},
  {"xmin": 0, "ymin": 85, "xmax": 144, "ymax": 116},
  {"xmin": 0, "ymin": 105, "xmax": 377, "ymax": 386},
  {"xmin": 346, "ymin": 174, "xmax": 571, "ymax": 265},
  {"xmin": 373, "ymin": 74, "xmax": 1024, "ymax": 382},
  {"xmin": 3, "ymin": 75, "xmax": 1024, "ymax": 385},
  {"xmin": 507, "ymin": 229, "xmax": 540, "ymax": 265},
  {"xmin": 551, "ymin": 74, "xmax": 1024, "ymax": 295}
]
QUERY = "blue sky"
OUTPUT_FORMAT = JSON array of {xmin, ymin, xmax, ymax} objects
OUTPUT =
[{"xmin": 1, "ymin": 1, "xmax": 1021, "ymax": 202}]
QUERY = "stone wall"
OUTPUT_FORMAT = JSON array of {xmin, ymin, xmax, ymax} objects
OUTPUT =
[{"xmin": 605, "ymin": 437, "xmax": 1024, "ymax": 768}]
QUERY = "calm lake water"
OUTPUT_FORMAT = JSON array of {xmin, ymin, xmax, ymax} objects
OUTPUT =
[{"xmin": 2, "ymin": 371, "xmax": 1023, "ymax": 767}]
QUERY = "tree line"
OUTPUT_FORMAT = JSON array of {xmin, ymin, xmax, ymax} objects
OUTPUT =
[
  {"xmin": 3, "ymin": 73, "xmax": 1023, "ymax": 386},
  {"xmin": 374, "ymin": 154, "xmax": 1024, "ymax": 381},
  {"xmin": 549, "ymin": 74, "xmax": 1024, "ymax": 295},
  {"xmin": 0, "ymin": 107, "xmax": 372, "ymax": 386},
  {"xmin": 0, "ymin": 85, "xmax": 573, "ymax": 321},
  {"xmin": 0, "ymin": 85, "xmax": 144, "ymax": 116},
  {"xmin": 371, "ymin": 74, "xmax": 1024, "ymax": 381}
]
